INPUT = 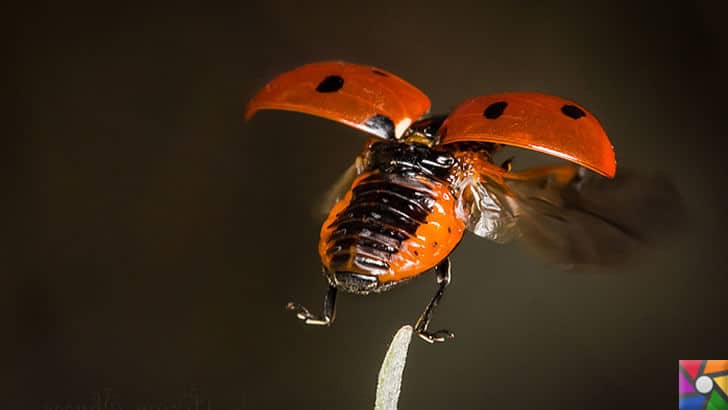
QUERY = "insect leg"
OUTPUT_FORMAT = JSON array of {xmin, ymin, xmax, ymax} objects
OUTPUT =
[
  {"xmin": 500, "ymin": 156, "xmax": 514, "ymax": 171},
  {"xmin": 286, "ymin": 284, "xmax": 337, "ymax": 326},
  {"xmin": 414, "ymin": 257, "xmax": 455, "ymax": 343}
]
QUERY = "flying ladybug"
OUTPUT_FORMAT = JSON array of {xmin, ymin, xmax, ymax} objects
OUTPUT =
[{"xmin": 244, "ymin": 61, "xmax": 683, "ymax": 343}]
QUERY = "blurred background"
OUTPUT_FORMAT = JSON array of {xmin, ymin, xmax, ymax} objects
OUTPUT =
[{"xmin": 8, "ymin": 1, "xmax": 728, "ymax": 409}]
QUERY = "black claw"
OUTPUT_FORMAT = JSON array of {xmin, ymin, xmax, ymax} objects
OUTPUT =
[
  {"xmin": 500, "ymin": 157, "xmax": 514, "ymax": 172},
  {"xmin": 287, "ymin": 302, "xmax": 314, "ymax": 321},
  {"xmin": 286, "ymin": 284, "xmax": 337, "ymax": 327},
  {"xmin": 417, "ymin": 329, "xmax": 455, "ymax": 344}
]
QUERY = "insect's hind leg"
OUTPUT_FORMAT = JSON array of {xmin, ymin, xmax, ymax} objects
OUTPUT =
[
  {"xmin": 286, "ymin": 282, "xmax": 337, "ymax": 326},
  {"xmin": 415, "ymin": 257, "xmax": 455, "ymax": 343}
]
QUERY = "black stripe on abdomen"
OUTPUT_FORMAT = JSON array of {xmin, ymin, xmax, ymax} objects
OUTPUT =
[{"xmin": 324, "ymin": 172, "xmax": 435, "ymax": 274}]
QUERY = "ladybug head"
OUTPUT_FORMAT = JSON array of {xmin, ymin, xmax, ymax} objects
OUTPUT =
[{"xmin": 401, "ymin": 114, "xmax": 447, "ymax": 146}]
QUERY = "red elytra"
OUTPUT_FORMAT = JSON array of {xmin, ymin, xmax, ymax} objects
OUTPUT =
[
  {"xmin": 440, "ymin": 93, "xmax": 615, "ymax": 177},
  {"xmin": 246, "ymin": 61, "xmax": 616, "ymax": 177},
  {"xmin": 245, "ymin": 61, "xmax": 431, "ymax": 140}
]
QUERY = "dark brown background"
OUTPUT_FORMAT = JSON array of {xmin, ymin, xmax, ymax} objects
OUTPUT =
[{"xmin": 8, "ymin": 1, "xmax": 728, "ymax": 409}]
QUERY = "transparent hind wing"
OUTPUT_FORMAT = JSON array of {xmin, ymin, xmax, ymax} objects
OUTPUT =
[
  {"xmin": 453, "ymin": 172, "xmax": 521, "ymax": 244},
  {"xmin": 312, "ymin": 155, "xmax": 366, "ymax": 219},
  {"xmin": 502, "ymin": 165, "xmax": 686, "ymax": 270},
  {"xmin": 458, "ymin": 160, "xmax": 686, "ymax": 270}
]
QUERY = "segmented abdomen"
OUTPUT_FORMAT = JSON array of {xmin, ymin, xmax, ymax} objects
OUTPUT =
[{"xmin": 319, "ymin": 171, "xmax": 465, "ymax": 287}]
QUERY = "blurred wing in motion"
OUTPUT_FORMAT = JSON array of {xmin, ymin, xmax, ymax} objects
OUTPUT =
[
  {"xmin": 503, "ymin": 165, "xmax": 686, "ymax": 270},
  {"xmin": 458, "ymin": 161, "xmax": 686, "ymax": 270},
  {"xmin": 312, "ymin": 155, "xmax": 366, "ymax": 219}
]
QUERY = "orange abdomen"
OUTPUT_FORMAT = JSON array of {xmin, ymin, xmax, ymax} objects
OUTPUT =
[{"xmin": 319, "ymin": 171, "xmax": 465, "ymax": 293}]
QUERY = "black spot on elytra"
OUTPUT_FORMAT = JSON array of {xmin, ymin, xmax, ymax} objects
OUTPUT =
[
  {"xmin": 483, "ymin": 101, "xmax": 508, "ymax": 119},
  {"xmin": 364, "ymin": 114, "xmax": 396, "ymax": 139},
  {"xmin": 561, "ymin": 104, "xmax": 586, "ymax": 119},
  {"xmin": 316, "ymin": 75, "xmax": 344, "ymax": 93},
  {"xmin": 414, "ymin": 250, "xmax": 419, "ymax": 256},
  {"xmin": 372, "ymin": 69, "xmax": 389, "ymax": 77},
  {"xmin": 447, "ymin": 227, "xmax": 452, "ymax": 233}
]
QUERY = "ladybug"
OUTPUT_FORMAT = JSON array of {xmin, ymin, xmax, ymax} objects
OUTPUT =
[{"xmin": 245, "ymin": 61, "xmax": 677, "ymax": 343}]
